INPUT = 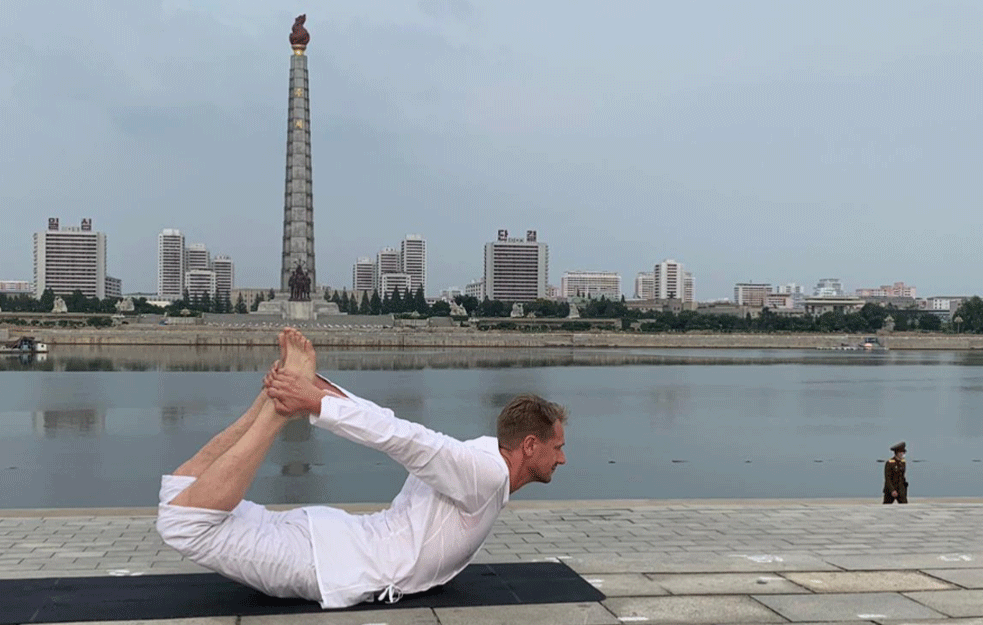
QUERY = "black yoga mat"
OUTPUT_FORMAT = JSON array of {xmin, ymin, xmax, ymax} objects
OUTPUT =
[{"xmin": 0, "ymin": 561, "xmax": 605, "ymax": 624}]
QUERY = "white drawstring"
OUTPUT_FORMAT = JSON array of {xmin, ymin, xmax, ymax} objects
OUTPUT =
[{"xmin": 377, "ymin": 584, "xmax": 403, "ymax": 604}]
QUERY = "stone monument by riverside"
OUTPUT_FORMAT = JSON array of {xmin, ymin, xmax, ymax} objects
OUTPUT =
[{"xmin": 255, "ymin": 15, "xmax": 338, "ymax": 320}]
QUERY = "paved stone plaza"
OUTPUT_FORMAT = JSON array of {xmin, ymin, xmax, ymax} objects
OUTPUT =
[{"xmin": 3, "ymin": 499, "xmax": 983, "ymax": 624}]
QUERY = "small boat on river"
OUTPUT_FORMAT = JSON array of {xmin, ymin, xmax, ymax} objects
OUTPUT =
[{"xmin": 1, "ymin": 336, "xmax": 49, "ymax": 354}]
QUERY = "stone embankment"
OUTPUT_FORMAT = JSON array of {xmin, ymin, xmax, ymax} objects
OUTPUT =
[{"xmin": 17, "ymin": 326, "xmax": 983, "ymax": 349}]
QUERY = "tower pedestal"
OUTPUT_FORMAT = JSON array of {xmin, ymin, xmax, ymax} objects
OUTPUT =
[{"xmin": 254, "ymin": 293, "xmax": 340, "ymax": 320}]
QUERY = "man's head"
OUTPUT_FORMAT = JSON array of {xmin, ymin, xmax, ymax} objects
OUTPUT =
[
  {"xmin": 890, "ymin": 441, "xmax": 906, "ymax": 459},
  {"xmin": 497, "ymin": 394, "xmax": 567, "ymax": 487}
]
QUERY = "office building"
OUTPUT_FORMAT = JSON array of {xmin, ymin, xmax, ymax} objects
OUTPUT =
[
  {"xmin": 185, "ymin": 269, "xmax": 217, "ymax": 300},
  {"xmin": 212, "ymin": 255, "xmax": 234, "ymax": 300},
  {"xmin": 157, "ymin": 229, "xmax": 185, "ymax": 301},
  {"xmin": 483, "ymin": 229, "xmax": 548, "ymax": 302},
  {"xmin": 734, "ymin": 283, "xmax": 772, "ymax": 307},
  {"xmin": 561, "ymin": 271, "xmax": 621, "ymax": 299},
  {"xmin": 814, "ymin": 278, "xmax": 844, "ymax": 297},
  {"xmin": 400, "ymin": 234, "xmax": 427, "ymax": 295},
  {"xmin": 376, "ymin": 247, "xmax": 401, "ymax": 288},
  {"xmin": 465, "ymin": 279, "xmax": 484, "ymax": 300},
  {"xmin": 33, "ymin": 218, "xmax": 116, "ymax": 299},
  {"xmin": 380, "ymin": 272, "xmax": 411, "ymax": 296},
  {"xmin": 353, "ymin": 257, "xmax": 376, "ymax": 292}
]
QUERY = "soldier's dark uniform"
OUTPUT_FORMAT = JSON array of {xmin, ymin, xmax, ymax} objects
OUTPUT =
[{"xmin": 883, "ymin": 441, "xmax": 907, "ymax": 504}]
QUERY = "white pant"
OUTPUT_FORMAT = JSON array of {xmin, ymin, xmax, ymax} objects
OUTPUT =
[{"xmin": 156, "ymin": 475, "xmax": 321, "ymax": 602}]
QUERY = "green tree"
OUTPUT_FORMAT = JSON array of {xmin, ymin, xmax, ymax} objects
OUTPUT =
[
  {"xmin": 268, "ymin": 288, "xmax": 276, "ymax": 302},
  {"xmin": 370, "ymin": 289, "xmax": 382, "ymax": 315},
  {"xmin": 251, "ymin": 292, "xmax": 264, "ymax": 312},
  {"xmin": 954, "ymin": 296, "xmax": 983, "ymax": 333},
  {"xmin": 358, "ymin": 291, "xmax": 370, "ymax": 315},
  {"xmin": 390, "ymin": 287, "xmax": 403, "ymax": 313},
  {"xmin": 235, "ymin": 293, "xmax": 248, "ymax": 314},
  {"xmin": 430, "ymin": 300, "xmax": 451, "ymax": 316},
  {"xmin": 200, "ymin": 291, "xmax": 211, "ymax": 313},
  {"xmin": 413, "ymin": 285, "xmax": 429, "ymax": 315},
  {"xmin": 453, "ymin": 295, "xmax": 480, "ymax": 316},
  {"xmin": 340, "ymin": 289, "xmax": 350, "ymax": 313},
  {"xmin": 382, "ymin": 290, "xmax": 391, "ymax": 314}
]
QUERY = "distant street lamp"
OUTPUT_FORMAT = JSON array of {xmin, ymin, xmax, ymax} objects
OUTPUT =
[{"xmin": 954, "ymin": 315, "xmax": 963, "ymax": 334}]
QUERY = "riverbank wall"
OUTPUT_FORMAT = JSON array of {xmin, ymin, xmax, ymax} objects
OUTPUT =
[{"xmin": 14, "ymin": 326, "xmax": 983, "ymax": 349}]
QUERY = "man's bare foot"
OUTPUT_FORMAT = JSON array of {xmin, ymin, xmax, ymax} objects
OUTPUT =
[{"xmin": 281, "ymin": 327, "xmax": 316, "ymax": 381}]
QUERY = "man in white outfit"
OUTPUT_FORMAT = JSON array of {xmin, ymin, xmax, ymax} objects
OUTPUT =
[{"xmin": 156, "ymin": 328, "xmax": 567, "ymax": 609}]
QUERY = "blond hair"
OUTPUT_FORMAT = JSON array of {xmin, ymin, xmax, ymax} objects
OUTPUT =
[{"xmin": 496, "ymin": 394, "xmax": 568, "ymax": 450}]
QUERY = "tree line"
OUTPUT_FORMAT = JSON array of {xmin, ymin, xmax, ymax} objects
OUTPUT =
[{"xmin": 5, "ymin": 288, "xmax": 983, "ymax": 334}]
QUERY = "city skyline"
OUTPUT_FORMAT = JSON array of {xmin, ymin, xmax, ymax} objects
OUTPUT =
[{"xmin": 1, "ymin": 2, "xmax": 981, "ymax": 300}]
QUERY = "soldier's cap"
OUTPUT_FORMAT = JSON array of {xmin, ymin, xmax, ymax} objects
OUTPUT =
[{"xmin": 890, "ymin": 441, "xmax": 906, "ymax": 453}]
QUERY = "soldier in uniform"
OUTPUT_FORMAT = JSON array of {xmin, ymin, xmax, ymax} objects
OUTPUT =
[{"xmin": 883, "ymin": 441, "xmax": 908, "ymax": 504}]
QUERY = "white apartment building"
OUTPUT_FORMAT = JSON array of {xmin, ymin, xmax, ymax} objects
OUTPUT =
[
  {"xmin": 653, "ymin": 259, "xmax": 694, "ymax": 302},
  {"xmin": 212, "ymin": 255, "xmax": 234, "ymax": 300},
  {"xmin": 814, "ymin": 278, "xmax": 844, "ymax": 297},
  {"xmin": 465, "ymin": 279, "xmax": 485, "ymax": 300},
  {"xmin": 352, "ymin": 257, "xmax": 376, "ymax": 292},
  {"xmin": 157, "ymin": 229, "xmax": 185, "ymax": 301},
  {"xmin": 734, "ymin": 283, "xmax": 772, "ymax": 307},
  {"xmin": 105, "ymin": 276, "xmax": 122, "ymax": 299},
  {"xmin": 376, "ymin": 247, "xmax": 401, "ymax": 289},
  {"xmin": 185, "ymin": 269, "xmax": 217, "ymax": 300},
  {"xmin": 561, "ymin": 271, "xmax": 621, "ymax": 299},
  {"xmin": 185, "ymin": 243, "xmax": 210, "ymax": 272},
  {"xmin": 0, "ymin": 280, "xmax": 33, "ymax": 295},
  {"xmin": 774, "ymin": 282, "xmax": 805, "ymax": 309},
  {"xmin": 483, "ymin": 229, "xmax": 548, "ymax": 302},
  {"xmin": 380, "ymin": 272, "xmax": 411, "ymax": 296},
  {"xmin": 634, "ymin": 272, "xmax": 655, "ymax": 300},
  {"xmin": 401, "ymin": 234, "xmax": 427, "ymax": 295},
  {"xmin": 440, "ymin": 287, "xmax": 463, "ymax": 301},
  {"xmin": 34, "ymin": 218, "xmax": 115, "ymax": 299}
]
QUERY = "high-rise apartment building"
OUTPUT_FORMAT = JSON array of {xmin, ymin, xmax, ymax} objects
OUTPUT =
[
  {"xmin": 634, "ymin": 272, "xmax": 655, "ymax": 300},
  {"xmin": 483, "ymin": 229, "xmax": 548, "ymax": 302},
  {"xmin": 212, "ymin": 255, "xmax": 234, "ymax": 300},
  {"xmin": 734, "ymin": 283, "xmax": 772, "ymax": 307},
  {"xmin": 376, "ymin": 247, "xmax": 401, "ymax": 289},
  {"xmin": 561, "ymin": 271, "xmax": 621, "ymax": 299},
  {"xmin": 400, "ymin": 234, "xmax": 427, "ymax": 295},
  {"xmin": 157, "ymin": 229, "xmax": 185, "ymax": 301},
  {"xmin": 0, "ymin": 281, "xmax": 33, "ymax": 295},
  {"xmin": 380, "ymin": 272, "xmax": 411, "ymax": 296},
  {"xmin": 352, "ymin": 257, "xmax": 376, "ymax": 292},
  {"xmin": 185, "ymin": 243, "xmax": 210, "ymax": 272},
  {"xmin": 34, "ymin": 218, "xmax": 116, "ymax": 299},
  {"xmin": 653, "ymin": 259, "xmax": 694, "ymax": 302},
  {"xmin": 465, "ymin": 279, "xmax": 485, "ymax": 300},
  {"xmin": 185, "ymin": 269, "xmax": 217, "ymax": 300}
]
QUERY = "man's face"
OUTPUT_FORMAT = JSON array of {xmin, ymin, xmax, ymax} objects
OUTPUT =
[{"xmin": 530, "ymin": 421, "xmax": 566, "ymax": 483}]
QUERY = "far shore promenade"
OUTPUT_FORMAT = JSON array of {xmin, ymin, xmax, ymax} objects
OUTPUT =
[
  {"xmin": 14, "ymin": 325, "xmax": 983, "ymax": 350},
  {"xmin": 4, "ymin": 498, "xmax": 983, "ymax": 624}
]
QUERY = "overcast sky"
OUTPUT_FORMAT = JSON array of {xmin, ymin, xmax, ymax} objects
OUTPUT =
[{"xmin": 1, "ymin": 1, "xmax": 981, "ymax": 299}]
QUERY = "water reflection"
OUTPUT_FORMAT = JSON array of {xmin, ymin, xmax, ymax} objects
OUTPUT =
[
  {"xmin": 33, "ymin": 408, "xmax": 104, "ymax": 437},
  {"xmin": 10, "ymin": 344, "xmax": 981, "ymax": 373}
]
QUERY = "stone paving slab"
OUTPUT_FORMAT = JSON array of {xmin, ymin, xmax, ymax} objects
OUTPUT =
[
  {"xmin": 782, "ymin": 571, "xmax": 957, "ymax": 593},
  {"xmin": 922, "ymin": 568, "xmax": 983, "ymax": 589},
  {"xmin": 826, "ymin": 554, "xmax": 983, "ymax": 571},
  {"xmin": 433, "ymin": 603, "xmax": 618, "ymax": 625},
  {"xmin": 566, "ymin": 552, "xmax": 839, "ymax": 574},
  {"xmin": 753, "ymin": 592, "xmax": 947, "ymax": 621},
  {"xmin": 584, "ymin": 573, "xmax": 669, "ymax": 596},
  {"xmin": 903, "ymin": 590, "xmax": 983, "ymax": 618},
  {"xmin": 647, "ymin": 572, "xmax": 809, "ymax": 595},
  {"xmin": 4, "ymin": 500, "xmax": 983, "ymax": 624},
  {"xmin": 242, "ymin": 609, "xmax": 438, "ymax": 625},
  {"xmin": 603, "ymin": 595, "xmax": 786, "ymax": 623}
]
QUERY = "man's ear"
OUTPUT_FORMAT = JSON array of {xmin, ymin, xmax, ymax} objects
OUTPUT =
[{"xmin": 521, "ymin": 434, "xmax": 538, "ymax": 457}]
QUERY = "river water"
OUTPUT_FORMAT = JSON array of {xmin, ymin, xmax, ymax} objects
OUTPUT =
[{"xmin": 1, "ymin": 346, "xmax": 981, "ymax": 507}]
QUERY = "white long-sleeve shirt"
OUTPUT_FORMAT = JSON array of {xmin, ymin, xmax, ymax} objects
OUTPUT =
[{"xmin": 303, "ymin": 381, "xmax": 510, "ymax": 609}]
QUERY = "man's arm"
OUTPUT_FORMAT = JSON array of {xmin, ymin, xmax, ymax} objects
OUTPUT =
[{"xmin": 312, "ymin": 389, "xmax": 505, "ymax": 513}]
